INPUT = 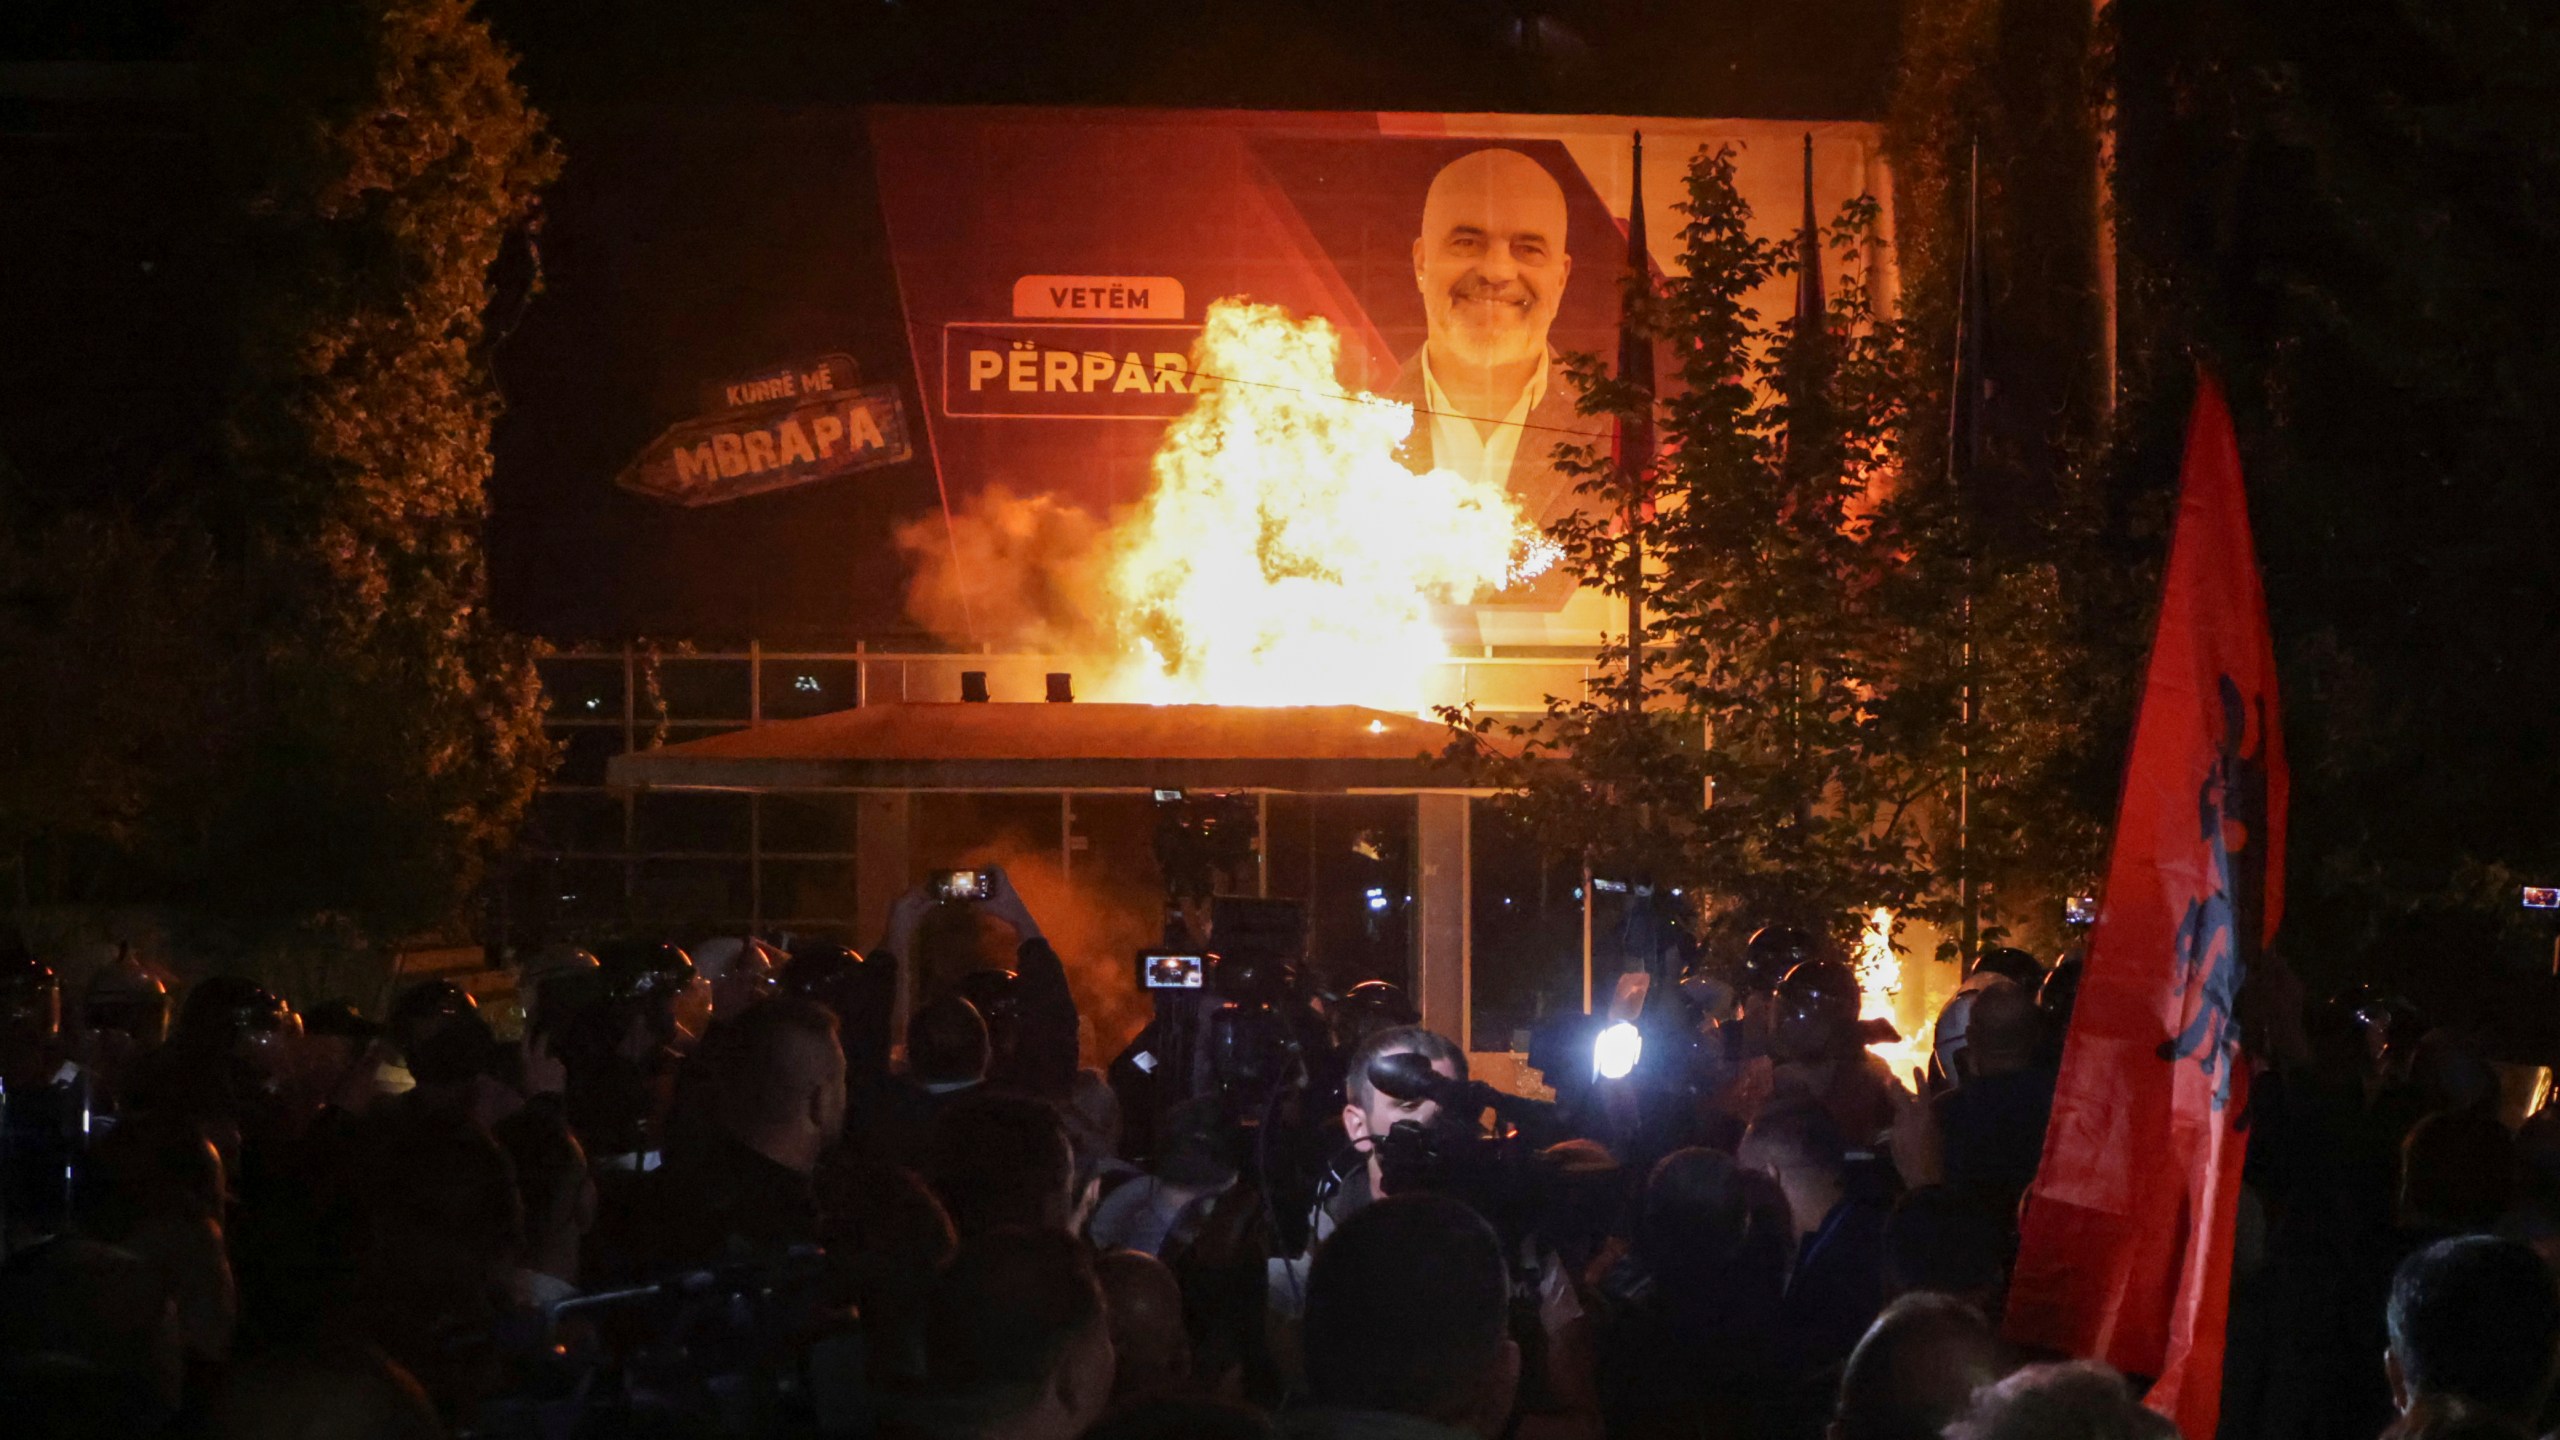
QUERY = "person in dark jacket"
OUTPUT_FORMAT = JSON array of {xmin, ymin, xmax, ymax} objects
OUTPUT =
[
  {"xmin": 873, "ymin": 866, "xmax": 1081, "ymax": 1102},
  {"xmin": 1740, "ymin": 1099, "xmax": 1889, "ymax": 1398}
]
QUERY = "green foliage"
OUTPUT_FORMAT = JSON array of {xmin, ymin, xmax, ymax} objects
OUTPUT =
[
  {"xmin": 1444, "ymin": 148, "xmax": 1962, "ymax": 957},
  {"xmin": 1883, "ymin": 0, "xmax": 2140, "ymax": 957},
  {"xmin": 183, "ymin": 0, "xmax": 562, "ymax": 947},
  {"xmin": 0, "ymin": 507, "xmax": 237, "ymax": 895},
  {"xmin": 0, "ymin": 0, "xmax": 560, "ymax": 975},
  {"xmin": 2106, "ymin": 0, "xmax": 2560, "ymax": 977}
]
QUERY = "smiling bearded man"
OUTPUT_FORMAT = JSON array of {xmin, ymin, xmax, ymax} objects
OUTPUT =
[{"xmin": 1389, "ymin": 146, "xmax": 1604, "ymax": 600}]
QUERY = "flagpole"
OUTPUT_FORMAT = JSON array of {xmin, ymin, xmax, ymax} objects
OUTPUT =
[
  {"xmin": 1623, "ymin": 130, "xmax": 1647, "ymax": 715},
  {"xmin": 1953, "ymin": 140, "xmax": 1981, "ymax": 963}
]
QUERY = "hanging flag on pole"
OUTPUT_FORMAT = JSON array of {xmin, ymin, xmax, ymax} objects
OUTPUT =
[
  {"xmin": 1615, "ymin": 131, "xmax": 1654, "ymax": 474},
  {"xmin": 2005, "ymin": 372, "xmax": 2287, "ymax": 1440},
  {"xmin": 1617, "ymin": 131, "xmax": 1653, "ymax": 711},
  {"xmin": 1793, "ymin": 132, "xmax": 1826, "ymax": 336}
]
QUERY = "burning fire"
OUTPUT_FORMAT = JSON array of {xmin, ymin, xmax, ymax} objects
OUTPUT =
[
  {"xmin": 1856, "ymin": 906, "xmax": 1933, "ymax": 1085},
  {"xmin": 1095, "ymin": 299, "xmax": 1534, "ymax": 710},
  {"xmin": 1853, "ymin": 906, "xmax": 1902, "ymax": 1004}
]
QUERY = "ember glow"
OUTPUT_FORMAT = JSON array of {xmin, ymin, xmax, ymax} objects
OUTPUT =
[{"xmin": 1095, "ymin": 299, "xmax": 1534, "ymax": 710}]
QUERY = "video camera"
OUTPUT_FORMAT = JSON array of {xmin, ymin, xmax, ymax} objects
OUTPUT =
[
  {"xmin": 1362, "ymin": 1050, "xmax": 1608, "ymax": 1417},
  {"xmin": 1125, "ymin": 895, "xmax": 1315, "ymax": 1117},
  {"xmin": 1365, "ymin": 1051, "xmax": 1580, "ymax": 1237},
  {"xmin": 461, "ymin": 1246, "xmax": 862, "ymax": 1440}
]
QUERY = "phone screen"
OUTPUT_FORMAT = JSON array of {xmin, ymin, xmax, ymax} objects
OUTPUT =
[
  {"xmin": 933, "ymin": 869, "xmax": 991, "ymax": 902},
  {"xmin": 1142, "ymin": 953, "xmax": 1207, "ymax": 990},
  {"xmin": 2525, "ymin": 886, "xmax": 2560, "ymax": 910}
]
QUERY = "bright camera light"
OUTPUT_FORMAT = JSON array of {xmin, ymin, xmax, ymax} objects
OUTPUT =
[{"xmin": 1594, "ymin": 1021, "xmax": 1643, "ymax": 1081}]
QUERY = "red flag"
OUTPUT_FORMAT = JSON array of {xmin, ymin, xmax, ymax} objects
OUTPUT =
[{"xmin": 2005, "ymin": 373, "xmax": 2287, "ymax": 1439}]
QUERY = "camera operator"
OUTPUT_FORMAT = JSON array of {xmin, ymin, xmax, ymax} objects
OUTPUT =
[
  {"xmin": 876, "ymin": 866, "xmax": 1080, "ymax": 1103},
  {"xmin": 1274, "ymin": 1026, "xmax": 1596, "ymax": 1426}
]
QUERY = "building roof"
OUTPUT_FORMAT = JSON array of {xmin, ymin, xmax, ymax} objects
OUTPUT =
[{"xmin": 603, "ymin": 702, "xmax": 1481, "ymax": 792}]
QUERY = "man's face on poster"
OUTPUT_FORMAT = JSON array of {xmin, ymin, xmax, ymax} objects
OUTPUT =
[{"xmin": 1413, "ymin": 148, "xmax": 1572, "ymax": 373}]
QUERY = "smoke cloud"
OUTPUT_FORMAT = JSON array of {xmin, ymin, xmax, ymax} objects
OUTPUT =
[{"xmin": 892, "ymin": 484, "xmax": 1118, "ymax": 656}]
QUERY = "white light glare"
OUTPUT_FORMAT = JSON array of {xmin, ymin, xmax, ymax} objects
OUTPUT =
[{"xmin": 1594, "ymin": 1021, "xmax": 1643, "ymax": 1081}]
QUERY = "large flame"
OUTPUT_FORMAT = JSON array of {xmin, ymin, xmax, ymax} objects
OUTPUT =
[{"xmin": 1095, "ymin": 299, "xmax": 1533, "ymax": 709}]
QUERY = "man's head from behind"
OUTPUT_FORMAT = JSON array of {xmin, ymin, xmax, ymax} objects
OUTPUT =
[
  {"xmin": 909, "ymin": 994, "xmax": 991, "ymax": 1088},
  {"xmin": 1413, "ymin": 148, "xmax": 1571, "ymax": 373},
  {"xmin": 1739, "ymin": 1097, "xmax": 1849, "ymax": 1234},
  {"xmin": 1096, "ymin": 1248, "xmax": 1191, "ymax": 1404},
  {"xmin": 718, "ymin": 997, "xmax": 847, "ymax": 1173},
  {"xmin": 1303, "ymin": 1193, "xmax": 1519, "ymax": 1437},
  {"xmin": 1962, "ymin": 980, "xmax": 2043, "ymax": 1078},
  {"xmin": 2387, "ymin": 1235, "xmax": 2560, "ymax": 1422},
  {"xmin": 1831, "ymin": 1293, "xmax": 2007, "ymax": 1440},
  {"xmin": 925, "ymin": 1091, "xmax": 1078, "ymax": 1237},
  {"xmin": 1884, "ymin": 1186, "xmax": 2010, "ymax": 1314},
  {"xmin": 924, "ymin": 1228, "xmax": 1114, "ymax": 1440},
  {"xmin": 1945, "ymin": 1361, "xmax": 2176, "ymax": 1440}
]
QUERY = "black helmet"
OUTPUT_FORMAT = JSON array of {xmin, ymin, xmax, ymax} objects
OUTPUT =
[
  {"xmin": 0, "ymin": 949, "xmax": 61, "ymax": 1037},
  {"xmin": 784, "ymin": 941, "xmax": 894, "ymax": 1072},
  {"xmin": 954, "ymin": 967, "xmax": 1023, "ymax": 1037},
  {"xmin": 2038, "ymin": 956, "xmax": 2084, "ymax": 1020},
  {"xmin": 1742, "ymin": 926, "xmax": 1821, "ymax": 993},
  {"xmin": 593, "ymin": 940, "xmax": 696, "ymax": 1007},
  {"xmin": 303, "ymin": 998, "xmax": 382, "ymax": 1042},
  {"xmin": 1971, "ymin": 946, "xmax": 2044, "ymax": 988},
  {"xmin": 389, "ymin": 978, "xmax": 478, "ymax": 1031},
  {"xmin": 778, "ymin": 942, "xmax": 864, "ymax": 1002},
  {"xmin": 1329, "ymin": 979, "xmax": 1419, "ymax": 1048},
  {"xmin": 519, "ymin": 944, "xmax": 599, "ymax": 990},
  {"xmin": 175, "ymin": 975, "xmax": 293, "ymax": 1049},
  {"xmin": 84, "ymin": 952, "xmax": 171, "ymax": 1042},
  {"xmin": 1774, "ymin": 959, "xmax": 1862, "ymax": 1032}
]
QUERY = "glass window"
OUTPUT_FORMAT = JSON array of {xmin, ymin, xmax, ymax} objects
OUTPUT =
[
  {"xmin": 651, "ymin": 658, "xmax": 752, "ymax": 722},
  {"xmin": 511, "ymin": 856, "xmax": 629, "ymax": 933},
  {"xmin": 1468, "ymin": 803, "xmax": 1585, "ymax": 1053},
  {"xmin": 537, "ymin": 656, "xmax": 625, "ymax": 720},
  {"xmin": 760, "ymin": 659, "xmax": 866, "ymax": 721},
  {"xmin": 527, "ymin": 791, "xmax": 625, "ymax": 856},
  {"xmin": 762, "ymin": 859, "xmax": 859, "ymax": 925},
  {"xmin": 634, "ymin": 790, "xmax": 752, "ymax": 854},
  {"xmin": 1265, "ymin": 794, "xmax": 1415, "ymax": 995},
  {"xmin": 636, "ymin": 858, "xmax": 752, "ymax": 927},
  {"xmin": 761, "ymin": 792, "xmax": 861, "ymax": 854}
]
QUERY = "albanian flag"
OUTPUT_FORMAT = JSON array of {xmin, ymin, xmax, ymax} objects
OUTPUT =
[{"xmin": 2005, "ymin": 372, "xmax": 2287, "ymax": 1439}]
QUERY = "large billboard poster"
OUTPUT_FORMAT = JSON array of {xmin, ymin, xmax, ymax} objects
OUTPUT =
[{"xmin": 868, "ymin": 107, "xmax": 1892, "ymax": 651}]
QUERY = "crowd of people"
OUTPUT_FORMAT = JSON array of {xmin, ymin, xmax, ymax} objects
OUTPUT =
[{"xmin": 2, "ymin": 874, "xmax": 2557, "ymax": 1440}]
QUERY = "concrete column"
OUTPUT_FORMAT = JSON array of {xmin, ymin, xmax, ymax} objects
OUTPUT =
[
  {"xmin": 857, "ymin": 791, "xmax": 913, "ymax": 1029},
  {"xmin": 1416, "ymin": 793, "xmax": 1471, "ymax": 1051}
]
